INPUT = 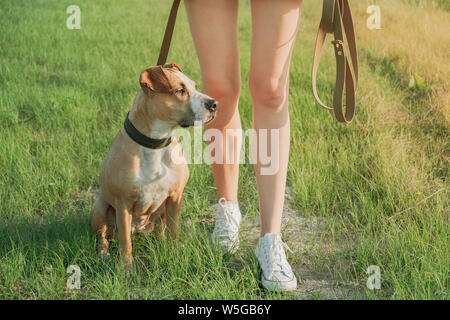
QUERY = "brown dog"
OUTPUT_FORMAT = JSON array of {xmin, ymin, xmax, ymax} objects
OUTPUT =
[{"xmin": 90, "ymin": 63, "xmax": 217, "ymax": 271}]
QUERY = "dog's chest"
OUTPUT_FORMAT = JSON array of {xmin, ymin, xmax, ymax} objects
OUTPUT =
[{"xmin": 134, "ymin": 147, "xmax": 177, "ymax": 211}]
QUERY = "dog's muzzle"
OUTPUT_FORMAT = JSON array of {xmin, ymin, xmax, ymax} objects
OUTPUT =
[{"xmin": 204, "ymin": 98, "xmax": 217, "ymax": 124}]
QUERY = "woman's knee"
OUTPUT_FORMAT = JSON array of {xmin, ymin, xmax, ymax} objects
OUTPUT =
[
  {"xmin": 249, "ymin": 74, "xmax": 287, "ymax": 112},
  {"xmin": 203, "ymin": 76, "xmax": 241, "ymax": 103},
  {"xmin": 202, "ymin": 76, "xmax": 241, "ymax": 126}
]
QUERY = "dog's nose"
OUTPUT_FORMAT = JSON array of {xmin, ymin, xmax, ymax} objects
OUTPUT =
[{"xmin": 205, "ymin": 99, "xmax": 218, "ymax": 112}]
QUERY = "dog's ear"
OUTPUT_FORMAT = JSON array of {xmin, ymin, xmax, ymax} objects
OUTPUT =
[
  {"xmin": 139, "ymin": 66, "xmax": 172, "ymax": 94},
  {"xmin": 163, "ymin": 62, "xmax": 183, "ymax": 73}
]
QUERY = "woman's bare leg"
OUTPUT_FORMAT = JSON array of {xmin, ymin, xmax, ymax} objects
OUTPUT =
[
  {"xmin": 185, "ymin": 0, "xmax": 241, "ymax": 203},
  {"xmin": 249, "ymin": 0, "xmax": 303, "ymax": 236}
]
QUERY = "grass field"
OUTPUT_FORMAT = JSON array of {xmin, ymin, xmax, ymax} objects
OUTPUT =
[{"xmin": 0, "ymin": 0, "xmax": 448, "ymax": 299}]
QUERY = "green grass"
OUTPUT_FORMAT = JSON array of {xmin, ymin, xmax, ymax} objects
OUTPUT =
[
  {"xmin": 0, "ymin": 0, "xmax": 448, "ymax": 299},
  {"xmin": 415, "ymin": 0, "xmax": 450, "ymax": 11}
]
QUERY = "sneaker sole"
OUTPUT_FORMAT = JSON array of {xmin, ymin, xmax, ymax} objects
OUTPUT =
[{"xmin": 261, "ymin": 273, "xmax": 298, "ymax": 291}]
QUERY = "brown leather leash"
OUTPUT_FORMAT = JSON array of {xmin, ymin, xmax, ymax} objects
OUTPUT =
[
  {"xmin": 312, "ymin": 0, "xmax": 359, "ymax": 123},
  {"xmin": 158, "ymin": 0, "xmax": 358, "ymax": 123},
  {"xmin": 157, "ymin": 0, "xmax": 181, "ymax": 66}
]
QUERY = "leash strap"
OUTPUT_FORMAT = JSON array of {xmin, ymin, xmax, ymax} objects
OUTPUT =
[
  {"xmin": 312, "ymin": 0, "xmax": 358, "ymax": 123},
  {"xmin": 124, "ymin": 113, "xmax": 172, "ymax": 149},
  {"xmin": 157, "ymin": 0, "xmax": 182, "ymax": 66}
]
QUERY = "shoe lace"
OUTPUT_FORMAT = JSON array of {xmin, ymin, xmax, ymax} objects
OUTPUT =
[
  {"xmin": 215, "ymin": 198, "xmax": 240, "ymax": 238},
  {"xmin": 262, "ymin": 235, "xmax": 293, "ymax": 279}
]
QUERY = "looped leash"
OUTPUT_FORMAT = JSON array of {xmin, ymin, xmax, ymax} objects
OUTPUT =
[{"xmin": 312, "ymin": 0, "xmax": 359, "ymax": 123}]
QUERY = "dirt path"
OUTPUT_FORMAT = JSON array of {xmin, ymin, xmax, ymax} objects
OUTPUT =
[{"xmin": 239, "ymin": 187, "xmax": 365, "ymax": 299}]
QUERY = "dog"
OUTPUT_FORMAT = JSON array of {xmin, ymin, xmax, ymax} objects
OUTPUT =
[{"xmin": 90, "ymin": 63, "xmax": 217, "ymax": 272}]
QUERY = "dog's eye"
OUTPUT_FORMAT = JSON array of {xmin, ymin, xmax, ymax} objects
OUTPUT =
[{"xmin": 177, "ymin": 87, "xmax": 186, "ymax": 95}]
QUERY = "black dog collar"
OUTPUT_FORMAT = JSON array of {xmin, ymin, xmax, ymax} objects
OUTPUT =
[{"xmin": 123, "ymin": 112, "xmax": 172, "ymax": 149}]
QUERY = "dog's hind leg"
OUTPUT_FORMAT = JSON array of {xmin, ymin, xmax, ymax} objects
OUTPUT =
[{"xmin": 90, "ymin": 195, "xmax": 111, "ymax": 260}]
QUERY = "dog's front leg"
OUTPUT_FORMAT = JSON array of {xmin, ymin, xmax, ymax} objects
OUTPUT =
[
  {"xmin": 165, "ymin": 193, "xmax": 183, "ymax": 238},
  {"xmin": 115, "ymin": 205, "xmax": 133, "ymax": 273}
]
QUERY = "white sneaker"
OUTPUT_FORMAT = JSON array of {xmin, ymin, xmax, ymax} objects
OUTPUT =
[
  {"xmin": 255, "ymin": 233, "xmax": 297, "ymax": 291},
  {"xmin": 211, "ymin": 198, "xmax": 241, "ymax": 253}
]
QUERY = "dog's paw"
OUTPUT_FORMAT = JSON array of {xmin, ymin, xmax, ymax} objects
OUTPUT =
[{"xmin": 99, "ymin": 252, "xmax": 111, "ymax": 261}]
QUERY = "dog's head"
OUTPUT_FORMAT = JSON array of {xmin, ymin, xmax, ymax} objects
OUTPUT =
[{"xmin": 139, "ymin": 63, "xmax": 217, "ymax": 127}]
